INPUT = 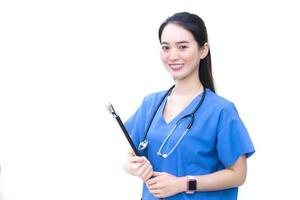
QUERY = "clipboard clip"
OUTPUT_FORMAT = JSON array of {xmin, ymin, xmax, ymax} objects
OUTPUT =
[{"xmin": 105, "ymin": 103, "xmax": 118, "ymax": 118}]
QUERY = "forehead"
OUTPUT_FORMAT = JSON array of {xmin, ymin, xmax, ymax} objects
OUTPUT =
[{"xmin": 161, "ymin": 23, "xmax": 195, "ymax": 44}]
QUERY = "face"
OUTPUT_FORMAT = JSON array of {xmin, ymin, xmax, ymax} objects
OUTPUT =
[{"xmin": 160, "ymin": 23, "xmax": 207, "ymax": 82}]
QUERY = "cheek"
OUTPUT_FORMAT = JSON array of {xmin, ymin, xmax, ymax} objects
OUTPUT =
[
  {"xmin": 160, "ymin": 52, "xmax": 168, "ymax": 63},
  {"xmin": 184, "ymin": 51, "xmax": 200, "ymax": 65}
]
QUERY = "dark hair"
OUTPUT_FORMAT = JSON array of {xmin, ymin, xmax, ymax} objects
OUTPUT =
[{"xmin": 158, "ymin": 12, "xmax": 216, "ymax": 93}]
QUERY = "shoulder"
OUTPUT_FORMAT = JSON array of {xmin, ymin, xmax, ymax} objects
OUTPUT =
[
  {"xmin": 141, "ymin": 90, "xmax": 167, "ymax": 108},
  {"xmin": 205, "ymin": 89, "xmax": 245, "ymax": 131},
  {"xmin": 205, "ymin": 89, "xmax": 237, "ymax": 113}
]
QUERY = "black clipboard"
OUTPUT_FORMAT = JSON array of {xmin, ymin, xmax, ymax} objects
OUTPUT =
[
  {"xmin": 106, "ymin": 103, "xmax": 164, "ymax": 199},
  {"xmin": 106, "ymin": 103, "xmax": 140, "ymax": 156}
]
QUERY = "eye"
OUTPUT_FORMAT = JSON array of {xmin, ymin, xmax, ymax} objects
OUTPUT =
[
  {"xmin": 179, "ymin": 45, "xmax": 188, "ymax": 50},
  {"xmin": 161, "ymin": 45, "xmax": 170, "ymax": 51}
]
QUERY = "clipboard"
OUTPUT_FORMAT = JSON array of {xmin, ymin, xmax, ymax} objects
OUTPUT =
[
  {"xmin": 106, "ymin": 103, "xmax": 140, "ymax": 156},
  {"xmin": 106, "ymin": 103, "xmax": 164, "ymax": 199}
]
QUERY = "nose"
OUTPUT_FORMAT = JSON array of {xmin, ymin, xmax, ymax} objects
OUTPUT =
[{"xmin": 168, "ymin": 48, "xmax": 179, "ymax": 61}]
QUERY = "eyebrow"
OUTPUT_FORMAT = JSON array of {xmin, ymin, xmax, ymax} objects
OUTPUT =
[{"xmin": 161, "ymin": 41, "xmax": 189, "ymax": 45}]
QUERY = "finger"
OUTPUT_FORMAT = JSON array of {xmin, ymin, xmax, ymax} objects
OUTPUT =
[
  {"xmin": 147, "ymin": 182, "xmax": 161, "ymax": 191},
  {"xmin": 154, "ymin": 194, "xmax": 163, "ymax": 199},
  {"xmin": 136, "ymin": 161, "xmax": 151, "ymax": 177},
  {"xmin": 140, "ymin": 164, "xmax": 153, "ymax": 181},
  {"xmin": 127, "ymin": 148, "xmax": 134, "ymax": 154},
  {"xmin": 147, "ymin": 178, "xmax": 163, "ymax": 190},
  {"xmin": 126, "ymin": 149, "xmax": 135, "ymax": 157},
  {"xmin": 131, "ymin": 159, "xmax": 149, "ymax": 174},
  {"xmin": 152, "ymin": 171, "xmax": 164, "ymax": 176},
  {"xmin": 148, "ymin": 188, "xmax": 161, "ymax": 195},
  {"xmin": 129, "ymin": 156, "xmax": 146, "ymax": 163},
  {"xmin": 139, "ymin": 159, "xmax": 151, "ymax": 170},
  {"xmin": 146, "ymin": 178, "xmax": 155, "ymax": 186},
  {"xmin": 138, "ymin": 159, "xmax": 149, "ymax": 169},
  {"xmin": 149, "ymin": 171, "xmax": 165, "ymax": 181},
  {"xmin": 131, "ymin": 162, "xmax": 142, "ymax": 172},
  {"xmin": 149, "ymin": 189, "xmax": 163, "ymax": 198},
  {"xmin": 129, "ymin": 156, "xmax": 145, "ymax": 163},
  {"xmin": 146, "ymin": 176, "xmax": 160, "ymax": 185}
]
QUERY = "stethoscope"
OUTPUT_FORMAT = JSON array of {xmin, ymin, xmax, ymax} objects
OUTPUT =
[{"xmin": 138, "ymin": 85, "xmax": 206, "ymax": 158}]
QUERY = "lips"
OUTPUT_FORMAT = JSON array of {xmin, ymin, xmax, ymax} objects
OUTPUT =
[{"xmin": 169, "ymin": 64, "xmax": 184, "ymax": 72}]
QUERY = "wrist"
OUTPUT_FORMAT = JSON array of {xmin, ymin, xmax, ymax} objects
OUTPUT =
[{"xmin": 177, "ymin": 176, "xmax": 188, "ymax": 193}]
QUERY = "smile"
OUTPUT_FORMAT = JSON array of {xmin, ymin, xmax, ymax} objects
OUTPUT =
[{"xmin": 169, "ymin": 64, "xmax": 184, "ymax": 71}]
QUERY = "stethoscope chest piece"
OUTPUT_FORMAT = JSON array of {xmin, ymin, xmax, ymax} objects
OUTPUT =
[{"xmin": 138, "ymin": 139, "xmax": 148, "ymax": 150}]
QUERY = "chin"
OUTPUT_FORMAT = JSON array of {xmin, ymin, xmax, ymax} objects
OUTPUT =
[{"xmin": 171, "ymin": 75, "xmax": 187, "ymax": 81}]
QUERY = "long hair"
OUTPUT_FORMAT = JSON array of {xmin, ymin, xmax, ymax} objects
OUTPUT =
[{"xmin": 158, "ymin": 12, "xmax": 216, "ymax": 93}]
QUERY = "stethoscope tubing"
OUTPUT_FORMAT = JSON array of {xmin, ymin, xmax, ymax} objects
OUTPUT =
[
  {"xmin": 142, "ymin": 85, "xmax": 206, "ymax": 143},
  {"xmin": 144, "ymin": 85, "xmax": 175, "ymax": 138}
]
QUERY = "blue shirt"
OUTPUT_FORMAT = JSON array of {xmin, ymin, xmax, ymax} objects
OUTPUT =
[{"xmin": 125, "ymin": 88, "xmax": 255, "ymax": 200}]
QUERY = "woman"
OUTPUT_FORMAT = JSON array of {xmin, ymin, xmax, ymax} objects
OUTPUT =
[{"xmin": 123, "ymin": 12, "xmax": 255, "ymax": 200}]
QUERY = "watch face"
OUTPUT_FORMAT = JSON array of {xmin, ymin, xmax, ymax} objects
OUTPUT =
[{"xmin": 189, "ymin": 179, "xmax": 197, "ymax": 191}]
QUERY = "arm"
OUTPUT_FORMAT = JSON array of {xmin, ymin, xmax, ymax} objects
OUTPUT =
[
  {"xmin": 146, "ymin": 155, "xmax": 247, "ymax": 198},
  {"xmin": 193, "ymin": 155, "xmax": 247, "ymax": 191}
]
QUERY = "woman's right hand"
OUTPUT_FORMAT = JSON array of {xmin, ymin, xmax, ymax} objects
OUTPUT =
[{"xmin": 123, "ymin": 150, "xmax": 153, "ymax": 182}]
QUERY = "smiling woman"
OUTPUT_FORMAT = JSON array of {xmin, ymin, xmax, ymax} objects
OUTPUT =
[
  {"xmin": 160, "ymin": 24, "xmax": 208, "ymax": 86},
  {"xmin": 121, "ymin": 12, "xmax": 255, "ymax": 200}
]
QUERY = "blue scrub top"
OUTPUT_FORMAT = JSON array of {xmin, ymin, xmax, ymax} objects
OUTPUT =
[{"xmin": 125, "ymin": 88, "xmax": 255, "ymax": 200}]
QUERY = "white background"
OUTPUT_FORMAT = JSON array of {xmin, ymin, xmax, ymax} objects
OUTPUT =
[{"xmin": 1, "ymin": 0, "xmax": 300, "ymax": 199}]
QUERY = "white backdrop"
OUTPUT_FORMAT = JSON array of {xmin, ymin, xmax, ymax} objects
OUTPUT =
[{"xmin": 1, "ymin": 0, "xmax": 300, "ymax": 199}]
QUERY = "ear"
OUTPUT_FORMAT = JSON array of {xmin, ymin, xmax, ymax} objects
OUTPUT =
[{"xmin": 199, "ymin": 42, "xmax": 209, "ymax": 59}]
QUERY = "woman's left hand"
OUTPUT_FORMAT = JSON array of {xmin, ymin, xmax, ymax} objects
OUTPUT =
[{"xmin": 146, "ymin": 171, "xmax": 185, "ymax": 198}]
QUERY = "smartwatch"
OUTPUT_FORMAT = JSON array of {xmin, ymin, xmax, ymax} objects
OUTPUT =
[{"xmin": 186, "ymin": 176, "xmax": 197, "ymax": 194}]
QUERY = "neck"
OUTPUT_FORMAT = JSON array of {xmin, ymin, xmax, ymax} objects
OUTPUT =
[{"xmin": 173, "ymin": 77, "xmax": 203, "ymax": 96}]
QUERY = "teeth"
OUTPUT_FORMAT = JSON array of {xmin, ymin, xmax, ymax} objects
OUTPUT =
[{"xmin": 170, "ymin": 64, "xmax": 183, "ymax": 68}]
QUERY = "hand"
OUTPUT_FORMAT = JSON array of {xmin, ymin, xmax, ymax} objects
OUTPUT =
[
  {"xmin": 123, "ymin": 153, "xmax": 153, "ymax": 182},
  {"xmin": 146, "ymin": 172, "xmax": 186, "ymax": 198}
]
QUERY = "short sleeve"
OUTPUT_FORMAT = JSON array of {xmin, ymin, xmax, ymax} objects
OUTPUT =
[
  {"xmin": 124, "ymin": 97, "xmax": 148, "ymax": 154},
  {"xmin": 216, "ymin": 103, "xmax": 255, "ymax": 167}
]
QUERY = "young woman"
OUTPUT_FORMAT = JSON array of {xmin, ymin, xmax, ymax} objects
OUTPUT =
[{"xmin": 123, "ymin": 12, "xmax": 255, "ymax": 200}]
